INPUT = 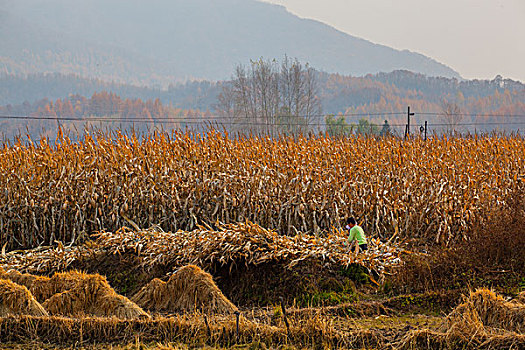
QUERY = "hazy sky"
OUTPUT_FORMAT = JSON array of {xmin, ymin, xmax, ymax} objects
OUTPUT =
[{"xmin": 264, "ymin": 0, "xmax": 525, "ymax": 82}]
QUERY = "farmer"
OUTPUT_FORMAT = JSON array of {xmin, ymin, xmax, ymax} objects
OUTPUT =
[{"xmin": 345, "ymin": 217, "xmax": 368, "ymax": 253}]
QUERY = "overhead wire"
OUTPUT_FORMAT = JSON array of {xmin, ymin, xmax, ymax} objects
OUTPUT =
[{"xmin": 1, "ymin": 111, "xmax": 525, "ymax": 128}]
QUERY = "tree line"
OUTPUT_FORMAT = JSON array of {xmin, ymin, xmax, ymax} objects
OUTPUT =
[
  {"xmin": 216, "ymin": 57, "xmax": 321, "ymax": 135},
  {"xmin": 1, "ymin": 61, "xmax": 524, "ymax": 138}
]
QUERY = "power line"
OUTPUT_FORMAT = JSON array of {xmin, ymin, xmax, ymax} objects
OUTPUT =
[
  {"xmin": 0, "ymin": 114, "xmax": 403, "ymax": 127},
  {"xmin": 417, "ymin": 112, "xmax": 525, "ymax": 118},
  {"xmin": 0, "ymin": 111, "xmax": 407, "ymax": 121},
  {"xmin": 1, "ymin": 110, "xmax": 525, "ymax": 122},
  {"xmin": 1, "ymin": 113, "xmax": 525, "ymax": 128}
]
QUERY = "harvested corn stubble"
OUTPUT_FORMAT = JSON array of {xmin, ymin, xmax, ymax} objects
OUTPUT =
[
  {"xmin": 0, "ymin": 278, "xmax": 48, "ymax": 317},
  {"xmin": 132, "ymin": 265, "xmax": 238, "ymax": 314}
]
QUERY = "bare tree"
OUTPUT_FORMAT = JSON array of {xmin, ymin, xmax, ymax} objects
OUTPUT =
[
  {"xmin": 279, "ymin": 56, "xmax": 321, "ymax": 134},
  {"xmin": 216, "ymin": 57, "xmax": 321, "ymax": 136},
  {"xmin": 216, "ymin": 82, "xmax": 239, "ymax": 133},
  {"xmin": 441, "ymin": 100, "xmax": 463, "ymax": 134}
]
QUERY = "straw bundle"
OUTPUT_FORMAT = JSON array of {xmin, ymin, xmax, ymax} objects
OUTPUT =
[
  {"xmin": 448, "ymin": 289, "xmax": 525, "ymax": 335},
  {"xmin": 0, "ymin": 279, "xmax": 48, "ymax": 317},
  {"xmin": 132, "ymin": 265, "xmax": 237, "ymax": 314},
  {"xmin": 48, "ymin": 270, "xmax": 93, "ymax": 296},
  {"xmin": 1, "ymin": 269, "xmax": 95, "ymax": 303},
  {"xmin": 42, "ymin": 273, "xmax": 150, "ymax": 319},
  {"xmin": 2, "ymin": 270, "xmax": 53, "ymax": 302}
]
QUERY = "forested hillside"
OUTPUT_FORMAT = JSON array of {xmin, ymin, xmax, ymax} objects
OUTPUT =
[
  {"xmin": 318, "ymin": 71, "xmax": 525, "ymax": 134},
  {"xmin": 0, "ymin": 92, "xmax": 208, "ymax": 141},
  {"xmin": 0, "ymin": 73, "xmax": 220, "ymax": 110}
]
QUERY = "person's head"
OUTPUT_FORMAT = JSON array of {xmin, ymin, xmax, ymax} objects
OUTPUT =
[{"xmin": 345, "ymin": 217, "xmax": 356, "ymax": 230}]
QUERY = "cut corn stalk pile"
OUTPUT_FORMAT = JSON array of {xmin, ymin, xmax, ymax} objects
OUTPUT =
[
  {"xmin": 1, "ymin": 131, "xmax": 525, "ymax": 250},
  {"xmin": 0, "ymin": 222, "xmax": 404, "ymax": 274}
]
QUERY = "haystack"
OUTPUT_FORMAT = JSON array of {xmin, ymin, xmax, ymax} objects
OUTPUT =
[
  {"xmin": 0, "ymin": 278, "xmax": 48, "ymax": 317},
  {"xmin": 2, "ymin": 269, "xmax": 108, "ymax": 302},
  {"xmin": 3, "ymin": 269, "xmax": 53, "ymax": 302},
  {"xmin": 132, "ymin": 265, "xmax": 237, "ymax": 314},
  {"xmin": 48, "ymin": 270, "xmax": 94, "ymax": 295},
  {"xmin": 448, "ymin": 289, "xmax": 525, "ymax": 335},
  {"xmin": 42, "ymin": 273, "xmax": 150, "ymax": 319}
]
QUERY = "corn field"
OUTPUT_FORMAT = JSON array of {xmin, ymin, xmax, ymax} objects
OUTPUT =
[{"xmin": 0, "ymin": 130, "xmax": 523, "ymax": 249}]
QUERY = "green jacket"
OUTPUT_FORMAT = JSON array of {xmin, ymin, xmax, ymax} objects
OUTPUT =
[{"xmin": 348, "ymin": 225, "xmax": 367, "ymax": 245}]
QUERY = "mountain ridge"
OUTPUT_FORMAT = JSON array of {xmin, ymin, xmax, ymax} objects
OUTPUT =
[{"xmin": 1, "ymin": 0, "xmax": 460, "ymax": 85}]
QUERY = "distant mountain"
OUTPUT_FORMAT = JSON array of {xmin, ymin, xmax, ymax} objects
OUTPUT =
[{"xmin": 1, "ymin": 0, "xmax": 460, "ymax": 85}]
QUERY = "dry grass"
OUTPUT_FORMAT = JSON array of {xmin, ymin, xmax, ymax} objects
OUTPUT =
[
  {"xmin": 396, "ymin": 289, "xmax": 525, "ymax": 349},
  {"xmin": 396, "ymin": 328, "xmax": 525, "ymax": 350},
  {"xmin": 42, "ymin": 273, "xmax": 149, "ymax": 319},
  {"xmin": 132, "ymin": 265, "xmax": 237, "ymax": 314},
  {"xmin": 0, "ymin": 279, "xmax": 48, "ymax": 317},
  {"xmin": 0, "ymin": 314, "xmax": 384, "ymax": 349},
  {"xmin": 392, "ymin": 186, "xmax": 525, "ymax": 295}
]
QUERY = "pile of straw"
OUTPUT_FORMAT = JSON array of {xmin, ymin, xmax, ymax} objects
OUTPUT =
[
  {"xmin": 1, "ymin": 269, "xmax": 54, "ymax": 302},
  {"xmin": 447, "ymin": 288, "xmax": 525, "ymax": 335},
  {"xmin": 0, "ymin": 222, "xmax": 404, "ymax": 276},
  {"xmin": 1, "ymin": 268, "xmax": 149, "ymax": 319},
  {"xmin": 1, "ymin": 269, "xmax": 100, "ymax": 303},
  {"xmin": 132, "ymin": 265, "xmax": 237, "ymax": 314},
  {"xmin": 397, "ymin": 289, "xmax": 525, "ymax": 349},
  {"xmin": 95, "ymin": 222, "xmax": 403, "ymax": 271},
  {"xmin": 42, "ymin": 273, "xmax": 150, "ymax": 319},
  {"xmin": 0, "ymin": 278, "xmax": 48, "ymax": 317},
  {"xmin": 396, "ymin": 289, "xmax": 525, "ymax": 349}
]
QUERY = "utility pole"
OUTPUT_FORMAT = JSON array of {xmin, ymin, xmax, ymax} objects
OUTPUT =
[
  {"xmin": 405, "ymin": 106, "xmax": 414, "ymax": 140},
  {"xmin": 420, "ymin": 121, "xmax": 428, "ymax": 141}
]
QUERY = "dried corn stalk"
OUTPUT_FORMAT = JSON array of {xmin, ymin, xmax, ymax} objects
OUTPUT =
[{"xmin": 0, "ymin": 131, "xmax": 523, "ymax": 249}]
